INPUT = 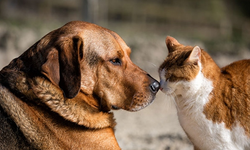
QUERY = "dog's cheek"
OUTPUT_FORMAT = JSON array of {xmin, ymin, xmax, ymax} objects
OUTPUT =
[
  {"xmin": 97, "ymin": 81, "xmax": 129, "ymax": 109},
  {"xmin": 110, "ymin": 82, "xmax": 136, "ymax": 109},
  {"xmin": 81, "ymin": 80, "xmax": 95, "ymax": 95},
  {"xmin": 80, "ymin": 69, "xmax": 96, "ymax": 95}
]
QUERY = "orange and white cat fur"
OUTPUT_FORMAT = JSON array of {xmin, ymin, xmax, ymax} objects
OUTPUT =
[{"xmin": 159, "ymin": 36, "xmax": 250, "ymax": 150}]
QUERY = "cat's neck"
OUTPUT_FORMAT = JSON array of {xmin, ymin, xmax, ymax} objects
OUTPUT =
[
  {"xmin": 200, "ymin": 50, "xmax": 221, "ymax": 82},
  {"xmin": 174, "ymin": 70, "xmax": 213, "ymax": 115},
  {"xmin": 174, "ymin": 50, "xmax": 220, "ymax": 113}
]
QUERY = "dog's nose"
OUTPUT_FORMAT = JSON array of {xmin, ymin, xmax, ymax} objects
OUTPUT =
[
  {"xmin": 150, "ymin": 81, "xmax": 160, "ymax": 93},
  {"xmin": 147, "ymin": 74, "xmax": 160, "ymax": 93}
]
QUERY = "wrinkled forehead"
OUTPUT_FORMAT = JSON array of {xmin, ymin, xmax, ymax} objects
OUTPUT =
[{"xmin": 80, "ymin": 29, "xmax": 131, "ymax": 58}]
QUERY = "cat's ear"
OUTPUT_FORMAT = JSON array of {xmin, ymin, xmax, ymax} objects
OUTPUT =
[
  {"xmin": 188, "ymin": 46, "xmax": 201, "ymax": 63},
  {"xmin": 165, "ymin": 36, "xmax": 180, "ymax": 53}
]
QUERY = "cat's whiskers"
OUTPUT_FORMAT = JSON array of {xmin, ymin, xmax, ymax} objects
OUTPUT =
[
  {"xmin": 162, "ymin": 92, "xmax": 181, "ymax": 114},
  {"xmin": 168, "ymin": 80, "xmax": 202, "ymax": 115},
  {"xmin": 162, "ymin": 94, "xmax": 176, "ymax": 110},
  {"xmin": 149, "ymin": 62, "xmax": 157, "ymax": 68},
  {"xmin": 161, "ymin": 81, "xmax": 181, "ymax": 112},
  {"xmin": 171, "ymin": 92, "xmax": 180, "ymax": 112}
]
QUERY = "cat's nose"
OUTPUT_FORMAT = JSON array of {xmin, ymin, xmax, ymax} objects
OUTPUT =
[
  {"xmin": 159, "ymin": 80, "xmax": 164, "ymax": 91},
  {"xmin": 150, "ymin": 81, "xmax": 160, "ymax": 93}
]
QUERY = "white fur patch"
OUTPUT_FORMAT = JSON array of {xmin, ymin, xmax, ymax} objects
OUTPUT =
[{"xmin": 159, "ymin": 68, "xmax": 250, "ymax": 150}]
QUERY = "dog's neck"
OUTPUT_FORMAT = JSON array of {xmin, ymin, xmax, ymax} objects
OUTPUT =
[
  {"xmin": 0, "ymin": 68, "xmax": 115, "ymax": 129},
  {"xmin": 0, "ymin": 70, "xmax": 120, "ymax": 149},
  {"xmin": 0, "ymin": 83, "xmax": 120, "ymax": 149},
  {"xmin": 30, "ymin": 77, "xmax": 116, "ymax": 129}
]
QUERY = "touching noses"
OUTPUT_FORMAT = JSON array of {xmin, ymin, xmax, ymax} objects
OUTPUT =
[
  {"xmin": 147, "ymin": 74, "xmax": 160, "ymax": 93},
  {"xmin": 150, "ymin": 81, "xmax": 160, "ymax": 93}
]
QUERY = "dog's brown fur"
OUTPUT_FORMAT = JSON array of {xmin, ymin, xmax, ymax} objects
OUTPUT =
[{"xmin": 0, "ymin": 21, "xmax": 159, "ymax": 149}]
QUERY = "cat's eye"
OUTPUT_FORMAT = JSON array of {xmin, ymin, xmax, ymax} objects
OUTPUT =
[
  {"xmin": 168, "ymin": 74, "xmax": 179, "ymax": 82},
  {"xmin": 168, "ymin": 75, "xmax": 172, "ymax": 81},
  {"xmin": 110, "ymin": 58, "xmax": 122, "ymax": 66}
]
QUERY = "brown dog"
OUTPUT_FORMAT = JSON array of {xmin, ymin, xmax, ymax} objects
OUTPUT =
[{"xmin": 0, "ymin": 21, "xmax": 159, "ymax": 150}]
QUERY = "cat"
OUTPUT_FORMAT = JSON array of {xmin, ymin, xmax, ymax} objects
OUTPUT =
[{"xmin": 159, "ymin": 36, "xmax": 250, "ymax": 150}]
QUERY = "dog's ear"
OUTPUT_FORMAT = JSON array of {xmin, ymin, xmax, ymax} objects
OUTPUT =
[
  {"xmin": 41, "ymin": 49, "xmax": 60, "ymax": 86},
  {"xmin": 41, "ymin": 36, "xmax": 83, "ymax": 98}
]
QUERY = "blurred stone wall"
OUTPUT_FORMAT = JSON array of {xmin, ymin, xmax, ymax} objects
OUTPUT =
[{"xmin": 0, "ymin": 0, "xmax": 250, "ymax": 69}]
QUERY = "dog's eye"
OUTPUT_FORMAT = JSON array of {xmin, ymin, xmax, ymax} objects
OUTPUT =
[{"xmin": 110, "ymin": 58, "xmax": 122, "ymax": 66}]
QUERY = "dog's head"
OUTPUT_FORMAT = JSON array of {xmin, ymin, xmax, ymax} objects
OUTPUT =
[{"xmin": 18, "ymin": 21, "xmax": 159, "ymax": 112}]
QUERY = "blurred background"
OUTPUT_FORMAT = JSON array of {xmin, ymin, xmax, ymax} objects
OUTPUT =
[{"xmin": 0, "ymin": 0, "xmax": 250, "ymax": 149}]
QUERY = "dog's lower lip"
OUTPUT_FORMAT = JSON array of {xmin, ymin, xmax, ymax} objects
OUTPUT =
[{"xmin": 112, "ymin": 105, "xmax": 120, "ymax": 110}]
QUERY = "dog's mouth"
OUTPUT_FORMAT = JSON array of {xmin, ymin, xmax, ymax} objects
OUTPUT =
[
  {"xmin": 111, "ymin": 105, "xmax": 120, "ymax": 110},
  {"xmin": 129, "ymin": 98, "xmax": 154, "ymax": 112}
]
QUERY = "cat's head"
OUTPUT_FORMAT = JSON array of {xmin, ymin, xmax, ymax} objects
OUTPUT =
[{"xmin": 159, "ymin": 36, "xmax": 203, "ymax": 95}]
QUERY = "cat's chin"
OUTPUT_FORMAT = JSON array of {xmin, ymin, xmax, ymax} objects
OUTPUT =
[
  {"xmin": 161, "ymin": 88, "xmax": 175, "ymax": 96},
  {"xmin": 160, "ymin": 88, "xmax": 169, "ymax": 94},
  {"xmin": 161, "ymin": 89, "xmax": 185, "ymax": 99}
]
